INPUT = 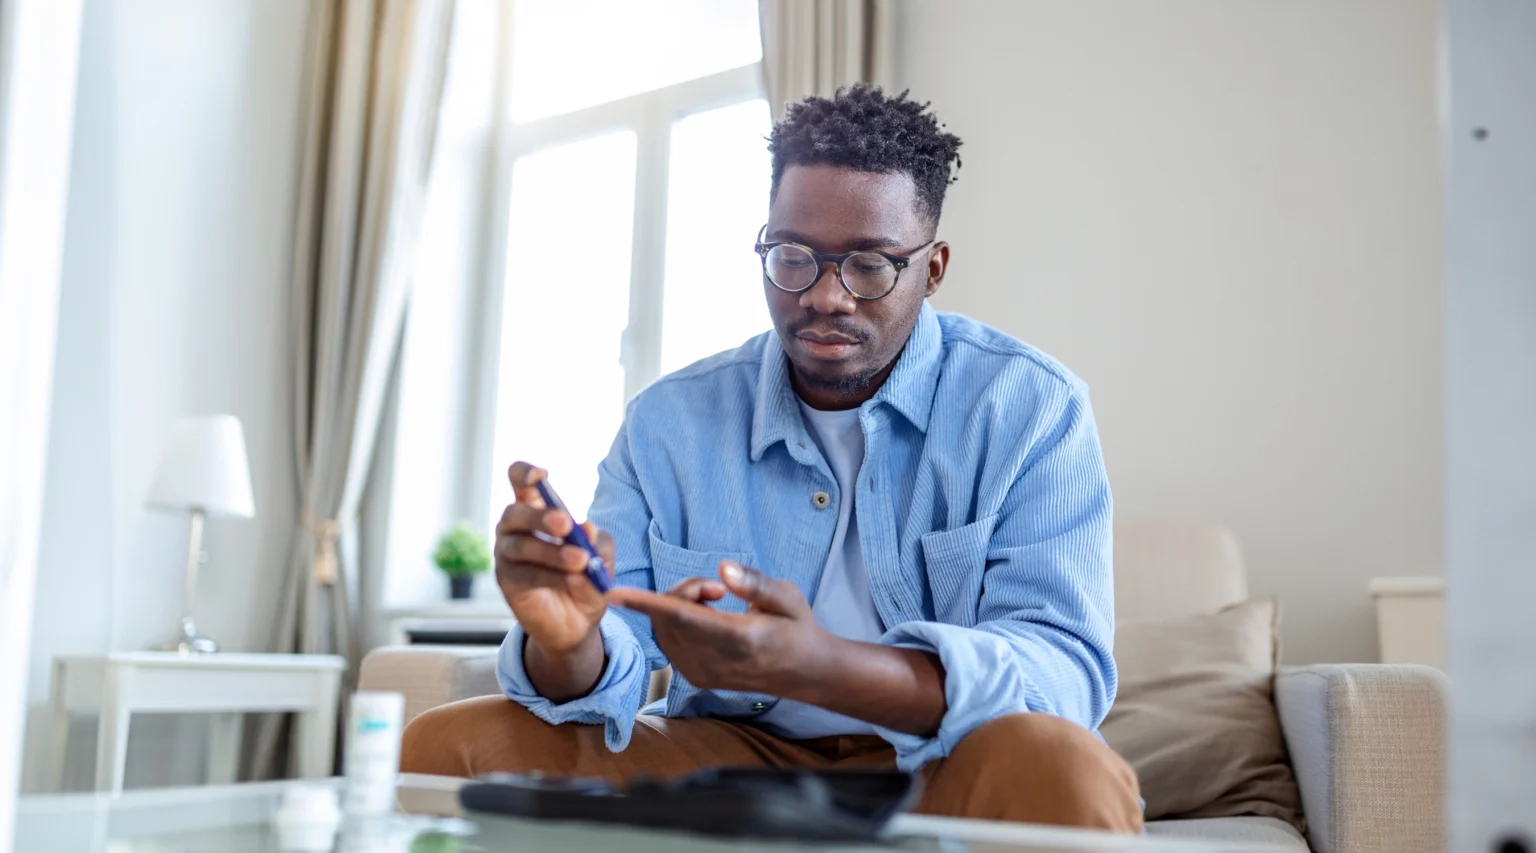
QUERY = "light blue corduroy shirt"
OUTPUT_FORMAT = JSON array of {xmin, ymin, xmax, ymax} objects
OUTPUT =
[{"xmin": 496, "ymin": 303, "xmax": 1117, "ymax": 771}]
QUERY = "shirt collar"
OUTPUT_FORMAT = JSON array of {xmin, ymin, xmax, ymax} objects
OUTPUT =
[{"xmin": 751, "ymin": 302, "xmax": 943, "ymax": 462}]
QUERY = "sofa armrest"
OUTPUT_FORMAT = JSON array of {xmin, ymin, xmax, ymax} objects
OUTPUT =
[
  {"xmin": 358, "ymin": 645, "xmax": 501, "ymax": 726},
  {"xmin": 1274, "ymin": 663, "xmax": 1446, "ymax": 853}
]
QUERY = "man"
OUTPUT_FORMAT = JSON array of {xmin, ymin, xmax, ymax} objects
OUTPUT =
[{"xmin": 402, "ymin": 86, "xmax": 1141, "ymax": 832}]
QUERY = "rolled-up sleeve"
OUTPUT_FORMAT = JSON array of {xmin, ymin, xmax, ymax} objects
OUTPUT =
[
  {"xmin": 873, "ymin": 390, "xmax": 1116, "ymax": 770},
  {"xmin": 495, "ymin": 612, "xmax": 652, "ymax": 750},
  {"xmin": 493, "ymin": 415, "xmax": 668, "ymax": 752}
]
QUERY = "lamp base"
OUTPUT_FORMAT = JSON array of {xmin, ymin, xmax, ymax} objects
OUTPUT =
[{"xmin": 155, "ymin": 617, "xmax": 218, "ymax": 654}]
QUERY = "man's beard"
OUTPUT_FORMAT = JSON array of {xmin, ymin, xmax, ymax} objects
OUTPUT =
[
  {"xmin": 794, "ymin": 363, "xmax": 882, "ymax": 397},
  {"xmin": 783, "ymin": 316, "xmax": 881, "ymax": 398}
]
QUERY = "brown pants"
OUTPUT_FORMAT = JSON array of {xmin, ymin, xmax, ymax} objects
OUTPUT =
[{"xmin": 400, "ymin": 696, "xmax": 1143, "ymax": 832}]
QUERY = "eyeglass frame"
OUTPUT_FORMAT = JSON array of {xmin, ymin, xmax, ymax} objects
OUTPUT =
[{"xmin": 753, "ymin": 225, "xmax": 937, "ymax": 301}]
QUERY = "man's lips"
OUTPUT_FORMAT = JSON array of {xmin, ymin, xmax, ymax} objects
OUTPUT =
[
  {"xmin": 795, "ymin": 331, "xmax": 862, "ymax": 359},
  {"xmin": 797, "ymin": 332, "xmax": 860, "ymax": 345}
]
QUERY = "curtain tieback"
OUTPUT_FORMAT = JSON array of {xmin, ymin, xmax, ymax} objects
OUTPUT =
[{"xmin": 302, "ymin": 509, "xmax": 347, "ymax": 586}]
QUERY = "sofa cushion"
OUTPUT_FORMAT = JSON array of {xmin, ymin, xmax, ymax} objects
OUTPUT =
[
  {"xmin": 1147, "ymin": 816, "xmax": 1310, "ymax": 850},
  {"xmin": 1102, "ymin": 597, "xmax": 1305, "ymax": 831}
]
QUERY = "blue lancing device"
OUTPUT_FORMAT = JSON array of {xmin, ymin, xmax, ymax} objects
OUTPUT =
[{"xmin": 534, "ymin": 480, "xmax": 612, "ymax": 593}]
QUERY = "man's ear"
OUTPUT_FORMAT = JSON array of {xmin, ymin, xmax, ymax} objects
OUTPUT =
[{"xmin": 924, "ymin": 242, "xmax": 950, "ymax": 298}]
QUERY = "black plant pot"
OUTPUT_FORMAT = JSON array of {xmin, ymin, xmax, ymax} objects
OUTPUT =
[{"xmin": 449, "ymin": 575, "xmax": 475, "ymax": 600}]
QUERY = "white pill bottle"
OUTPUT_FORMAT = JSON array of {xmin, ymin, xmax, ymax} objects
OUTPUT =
[{"xmin": 343, "ymin": 691, "xmax": 406, "ymax": 817}]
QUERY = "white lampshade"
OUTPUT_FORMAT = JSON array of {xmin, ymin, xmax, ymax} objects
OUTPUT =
[{"xmin": 146, "ymin": 414, "xmax": 256, "ymax": 518}]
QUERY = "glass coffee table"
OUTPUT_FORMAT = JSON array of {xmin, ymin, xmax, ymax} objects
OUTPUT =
[{"xmin": 13, "ymin": 774, "xmax": 1288, "ymax": 853}]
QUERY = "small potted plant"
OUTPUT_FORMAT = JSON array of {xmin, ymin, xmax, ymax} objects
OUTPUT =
[{"xmin": 433, "ymin": 522, "xmax": 492, "ymax": 600}]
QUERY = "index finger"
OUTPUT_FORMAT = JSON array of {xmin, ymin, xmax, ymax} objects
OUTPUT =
[
  {"xmin": 665, "ymin": 576, "xmax": 727, "ymax": 604},
  {"xmin": 507, "ymin": 461, "xmax": 548, "ymax": 507},
  {"xmin": 607, "ymin": 587, "xmax": 740, "ymax": 634}
]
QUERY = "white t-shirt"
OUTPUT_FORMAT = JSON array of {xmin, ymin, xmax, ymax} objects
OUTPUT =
[{"xmin": 755, "ymin": 402, "xmax": 886, "ymax": 739}]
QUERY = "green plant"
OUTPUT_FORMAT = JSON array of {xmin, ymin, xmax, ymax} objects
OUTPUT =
[
  {"xmin": 432, "ymin": 522, "xmax": 492, "ymax": 577},
  {"xmin": 409, "ymin": 832, "xmax": 462, "ymax": 853}
]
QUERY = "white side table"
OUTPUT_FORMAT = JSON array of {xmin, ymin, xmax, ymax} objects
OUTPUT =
[
  {"xmin": 384, "ymin": 601, "xmax": 514, "ymax": 645},
  {"xmin": 46, "ymin": 652, "xmax": 345, "ymax": 794},
  {"xmin": 1369, "ymin": 576, "xmax": 1446, "ymax": 668}
]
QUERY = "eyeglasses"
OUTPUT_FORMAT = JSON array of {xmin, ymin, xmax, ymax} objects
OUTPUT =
[{"xmin": 753, "ymin": 225, "xmax": 936, "ymax": 301}]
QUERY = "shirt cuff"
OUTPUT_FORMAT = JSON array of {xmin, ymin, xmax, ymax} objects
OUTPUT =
[
  {"xmin": 495, "ymin": 610, "xmax": 651, "ymax": 751},
  {"xmin": 871, "ymin": 621, "xmax": 1036, "ymax": 771}
]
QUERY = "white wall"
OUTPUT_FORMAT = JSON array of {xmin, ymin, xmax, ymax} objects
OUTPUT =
[
  {"xmin": 901, "ymin": 0, "xmax": 1443, "ymax": 663},
  {"xmin": 21, "ymin": 0, "xmax": 309, "ymax": 790}
]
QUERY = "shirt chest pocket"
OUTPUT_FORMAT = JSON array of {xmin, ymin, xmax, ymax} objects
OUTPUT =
[
  {"xmin": 647, "ymin": 521, "xmax": 756, "ymax": 616},
  {"xmin": 920, "ymin": 514, "xmax": 998, "ymax": 628}
]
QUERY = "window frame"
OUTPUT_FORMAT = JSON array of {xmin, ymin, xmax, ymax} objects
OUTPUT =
[{"xmin": 463, "ymin": 44, "xmax": 765, "ymax": 525}]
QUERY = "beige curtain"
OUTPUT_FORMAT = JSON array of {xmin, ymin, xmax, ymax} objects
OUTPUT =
[
  {"xmin": 251, "ymin": 0, "xmax": 455, "ymax": 779},
  {"xmin": 758, "ymin": 0, "xmax": 898, "ymax": 116}
]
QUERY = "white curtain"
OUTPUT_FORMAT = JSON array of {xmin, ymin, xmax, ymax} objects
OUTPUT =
[
  {"xmin": 0, "ymin": 0, "xmax": 84, "ymax": 832},
  {"xmin": 758, "ymin": 0, "xmax": 899, "ymax": 117},
  {"xmin": 251, "ymin": 0, "xmax": 455, "ymax": 779}
]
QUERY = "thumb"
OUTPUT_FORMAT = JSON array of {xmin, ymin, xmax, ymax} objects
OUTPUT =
[{"xmin": 718, "ymin": 561, "xmax": 806, "ymax": 616}]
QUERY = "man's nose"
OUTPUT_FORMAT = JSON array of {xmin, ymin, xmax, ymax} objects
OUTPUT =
[{"xmin": 799, "ymin": 261, "xmax": 855, "ymax": 315}]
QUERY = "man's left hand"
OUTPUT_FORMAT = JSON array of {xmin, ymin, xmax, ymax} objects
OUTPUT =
[{"xmin": 606, "ymin": 561, "xmax": 828, "ymax": 696}]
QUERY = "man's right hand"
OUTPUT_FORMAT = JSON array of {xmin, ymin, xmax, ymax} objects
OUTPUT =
[{"xmin": 495, "ymin": 462, "xmax": 616, "ymax": 662}]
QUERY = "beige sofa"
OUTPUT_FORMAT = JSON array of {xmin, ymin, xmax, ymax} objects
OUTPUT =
[{"xmin": 360, "ymin": 520, "xmax": 1446, "ymax": 852}]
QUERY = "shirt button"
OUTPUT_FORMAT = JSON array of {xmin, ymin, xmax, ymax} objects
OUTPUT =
[
  {"xmin": 751, "ymin": 701, "xmax": 768, "ymax": 712},
  {"xmin": 811, "ymin": 491, "xmax": 831, "ymax": 509}
]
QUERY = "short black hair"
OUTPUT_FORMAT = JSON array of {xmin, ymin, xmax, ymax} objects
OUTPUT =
[{"xmin": 768, "ymin": 84, "xmax": 963, "ymax": 228}]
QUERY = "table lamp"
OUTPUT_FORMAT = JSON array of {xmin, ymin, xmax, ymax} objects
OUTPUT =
[{"xmin": 145, "ymin": 414, "xmax": 255, "ymax": 653}]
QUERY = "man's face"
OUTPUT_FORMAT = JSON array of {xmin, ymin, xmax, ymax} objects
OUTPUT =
[{"xmin": 763, "ymin": 164, "xmax": 948, "ymax": 408}]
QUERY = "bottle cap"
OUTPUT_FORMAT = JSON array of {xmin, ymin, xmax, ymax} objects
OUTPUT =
[{"xmin": 274, "ymin": 784, "xmax": 342, "ymax": 851}]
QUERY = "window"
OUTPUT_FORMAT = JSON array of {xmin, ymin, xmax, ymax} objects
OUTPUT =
[
  {"xmin": 477, "ymin": 0, "xmax": 771, "ymax": 529},
  {"xmin": 385, "ymin": 0, "xmax": 771, "ymax": 605},
  {"xmin": 489, "ymin": 131, "xmax": 638, "ymax": 529},
  {"xmin": 508, "ymin": 0, "xmax": 762, "ymax": 124},
  {"xmin": 661, "ymin": 100, "xmax": 775, "ymax": 376}
]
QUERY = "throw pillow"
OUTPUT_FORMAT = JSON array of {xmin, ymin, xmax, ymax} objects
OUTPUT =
[{"xmin": 1101, "ymin": 597, "xmax": 1305, "ymax": 831}]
